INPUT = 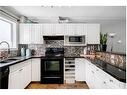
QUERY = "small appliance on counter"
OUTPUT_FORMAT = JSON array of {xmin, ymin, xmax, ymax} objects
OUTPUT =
[
  {"xmin": 21, "ymin": 47, "xmax": 25, "ymax": 56},
  {"xmin": 26, "ymin": 48, "xmax": 31, "ymax": 57},
  {"xmin": 83, "ymin": 47, "xmax": 87, "ymax": 55}
]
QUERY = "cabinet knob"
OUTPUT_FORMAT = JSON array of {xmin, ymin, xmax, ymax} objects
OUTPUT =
[
  {"xmin": 103, "ymin": 81, "xmax": 106, "ymax": 84},
  {"xmin": 91, "ymin": 71, "xmax": 94, "ymax": 74},
  {"xmin": 19, "ymin": 69, "xmax": 23, "ymax": 71},
  {"xmin": 109, "ymin": 79, "xmax": 113, "ymax": 82},
  {"xmin": 96, "ymin": 69, "xmax": 99, "ymax": 71}
]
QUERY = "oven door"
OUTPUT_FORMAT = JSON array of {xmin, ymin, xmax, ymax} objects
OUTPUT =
[
  {"xmin": 41, "ymin": 58, "xmax": 63, "ymax": 77},
  {"xmin": 41, "ymin": 58, "xmax": 64, "ymax": 84}
]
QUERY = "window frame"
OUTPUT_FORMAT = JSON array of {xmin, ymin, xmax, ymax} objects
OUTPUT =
[{"xmin": 0, "ymin": 16, "xmax": 18, "ymax": 50}]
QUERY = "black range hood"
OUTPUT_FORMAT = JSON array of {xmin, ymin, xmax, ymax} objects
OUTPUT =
[{"xmin": 43, "ymin": 36, "xmax": 64, "ymax": 40}]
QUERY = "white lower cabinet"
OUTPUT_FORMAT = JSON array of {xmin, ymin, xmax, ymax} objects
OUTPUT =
[
  {"xmin": 31, "ymin": 58, "xmax": 41, "ymax": 81},
  {"xmin": 75, "ymin": 58, "xmax": 86, "ymax": 81},
  {"xmin": 85, "ymin": 59, "xmax": 126, "ymax": 89},
  {"xmin": 9, "ymin": 59, "xmax": 31, "ymax": 89},
  {"xmin": 8, "ymin": 68, "xmax": 21, "ymax": 89}
]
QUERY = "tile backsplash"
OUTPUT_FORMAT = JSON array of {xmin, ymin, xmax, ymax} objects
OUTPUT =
[
  {"xmin": 19, "ymin": 40, "xmax": 64, "ymax": 56},
  {"xmin": 0, "ymin": 49, "xmax": 18, "ymax": 60},
  {"xmin": 96, "ymin": 51, "xmax": 126, "ymax": 70},
  {"xmin": 45, "ymin": 40, "xmax": 64, "ymax": 48},
  {"xmin": 64, "ymin": 46, "xmax": 85, "ymax": 57}
]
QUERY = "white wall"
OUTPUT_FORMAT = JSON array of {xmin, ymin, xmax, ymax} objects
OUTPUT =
[{"xmin": 100, "ymin": 20, "xmax": 126, "ymax": 54}]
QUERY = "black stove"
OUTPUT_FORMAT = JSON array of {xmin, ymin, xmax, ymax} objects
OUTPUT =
[
  {"xmin": 41, "ymin": 48, "xmax": 64, "ymax": 84},
  {"xmin": 45, "ymin": 48, "xmax": 64, "ymax": 57}
]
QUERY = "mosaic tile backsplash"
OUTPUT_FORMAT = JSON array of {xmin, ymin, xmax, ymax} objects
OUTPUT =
[
  {"xmin": 18, "ymin": 40, "xmax": 64, "ymax": 56},
  {"xmin": 64, "ymin": 46, "xmax": 85, "ymax": 57},
  {"xmin": 45, "ymin": 40, "xmax": 64, "ymax": 48},
  {"xmin": 0, "ymin": 39, "xmax": 125, "ymax": 71},
  {"xmin": 96, "ymin": 51, "xmax": 126, "ymax": 70},
  {"xmin": 0, "ymin": 49, "xmax": 18, "ymax": 61}
]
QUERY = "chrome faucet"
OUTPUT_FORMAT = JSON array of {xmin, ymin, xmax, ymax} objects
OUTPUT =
[{"xmin": 0, "ymin": 41, "xmax": 10, "ymax": 58}]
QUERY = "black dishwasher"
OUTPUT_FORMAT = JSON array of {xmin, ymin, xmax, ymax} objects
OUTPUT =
[{"xmin": 0, "ymin": 66, "xmax": 9, "ymax": 89}]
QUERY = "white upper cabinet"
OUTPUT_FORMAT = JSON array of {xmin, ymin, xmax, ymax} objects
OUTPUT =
[
  {"xmin": 43, "ymin": 24, "xmax": 64, "ymax": 35},
  {"xmin": 64, "ymin": 24, "xmax": 87, "ymax": 35},
  {"xmin": 30, "ymin": 24, "xmax": 43, "ymax": 44},
  {"xmin": 64, "ymin": 24, "xmax": 76, "ymax": 35},
  {"xmin": 19, "ymin": 23, "xmax": 100, "ymax": 44},
  {"xmin": 75, "ymin": 24, "xmax": 87, "ymax": 35},
  {"xmin": 42, "ymin": 24, "xmax": 86, "ymax": 36},
  {"xmin": 86, "ymin": 24, "xmax": 100, "ymax": 44},
  {"xmin": 19, "ymin": 24, "xmax": 43, "ymax": 44},
  {"xmin": 19, "ymin": 24, "xmax": 31, "ymax": 44}
]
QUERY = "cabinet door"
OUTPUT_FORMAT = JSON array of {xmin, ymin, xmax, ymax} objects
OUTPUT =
[
  {"xmin": 21, "ymin": 60, "xmax": 31, "ymax": 88},
  {"xmin": 43, "ymin": 24, "xmax": 53, "ymax": 35},
  {"xmin": 9, "ymin": 60, "xmax": 32, "ymax": 89},
  {"xmin": 19, "ymin": 24, "xmax": 31, "ymax": 44},
  {"xmin": 31, "ymin": 24, "xmax": 43, "ymax": 44},
  {"xmin": 9, "ymin": 70, "xmax": 21, "ymax": 89},
  {"xmin": 75, "ymin": 24, "xmax": 86, "ymax": 35},
  {"xmin": 31, "ymin": 58, "xmax": 41, "ymax": 81},
  {"xmin": 75, "ymin": 58, "xmax": 85, "ymax": 81},
  {"xmin": 86, "ymin": 24, "xmax": 100, "ymax": 44},
  {"xmin": 64, "ymin": 24, "xmax": 76, "ymax": 35}
]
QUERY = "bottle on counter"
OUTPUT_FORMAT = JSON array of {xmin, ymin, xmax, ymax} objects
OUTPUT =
[
  {"xmin": 21, "ymin": 47, "xmax": 25, "ymax": 56},
  {"xmin": 84, "ymin": 47, "xmax": 87, "ymax": 55},
  {"xmin": 26, "ymin": 48, "xmax": 31, "ymax": 57}
]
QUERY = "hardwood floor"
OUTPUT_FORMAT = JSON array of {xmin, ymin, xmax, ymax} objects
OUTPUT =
[{"xmin": 26, "ymin": 82, "xmax": 89, "ymax": 89}]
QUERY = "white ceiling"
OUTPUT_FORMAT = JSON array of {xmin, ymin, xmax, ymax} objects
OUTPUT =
[{"xmin": 2, "ymin": 6, "xmax": 126, "ymax": 22}]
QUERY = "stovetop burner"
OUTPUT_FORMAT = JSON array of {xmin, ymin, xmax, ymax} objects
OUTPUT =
[{"xmin": 45, "ymin": 48, "xmax": 64, "ymax": 57}]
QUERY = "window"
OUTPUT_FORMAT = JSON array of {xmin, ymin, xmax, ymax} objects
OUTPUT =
[{"xmin": 0, "ymin": 16, "xmax": 17, "ymax": 49}]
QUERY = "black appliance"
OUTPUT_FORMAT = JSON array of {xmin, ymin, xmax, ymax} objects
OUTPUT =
[
  {"xmin": 43, "ymin": 36, "xmax": 64, "ymax": 40},
  {"xmin": 41, "ymin": 48, "xmax": 64, "ymax": 84},
  {"xmin": 0, "ymin": 66, "xmax": 9, "ymax": 89}
]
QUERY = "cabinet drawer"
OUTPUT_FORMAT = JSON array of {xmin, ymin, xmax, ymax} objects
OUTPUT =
[{"xmin": 9, "ymin": 59, "xmax": 31, "ymax": 73}]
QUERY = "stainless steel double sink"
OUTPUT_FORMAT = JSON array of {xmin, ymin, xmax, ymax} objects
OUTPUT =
[{"xmin": 0, "ymin": 58, "xmax": 19, "ymax": 64}]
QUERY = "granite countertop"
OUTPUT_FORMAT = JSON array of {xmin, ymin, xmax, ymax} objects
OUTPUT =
[
  {"xmin": 0, "ymin": 55, "xmax": 43, "ymax": 68},
  {"xmin": 0, "ymin": 55, "xmax": 126, "ymax": 83},
  {"xmin": 80, "ymin": 55, "xmax": 126, "ymax": 83}
]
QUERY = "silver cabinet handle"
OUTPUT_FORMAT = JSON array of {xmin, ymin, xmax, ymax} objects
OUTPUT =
[
  {"xmin": 19, "ymin": 69, "xmax": 23, "ymax": 71},
  {"xmin": 91, "ymin": 71, "xmax": 94, "ymax": 74},
  {"xmin": 103, "ymin": 81, "xmax": 106, "ymax": 84},
  {"xmin": 109, "ymin": 79, "xmax": 113, "ymax": 82},
  {"xmin": 96, "ymin": 69, "xmax": 99, "ymax": 71}
]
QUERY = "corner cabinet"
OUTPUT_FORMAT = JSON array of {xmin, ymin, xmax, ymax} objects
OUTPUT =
[
  {"xmin": 19, "ymin": 24, "xmax": 43, "ymax": 44},
  {"xmin": 86, "ymin": 24, "xmax": 100, "ymax": 44},
  {"xmin": 85, "ymin": 59, "xmax": 126, "ymax": 89}
]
